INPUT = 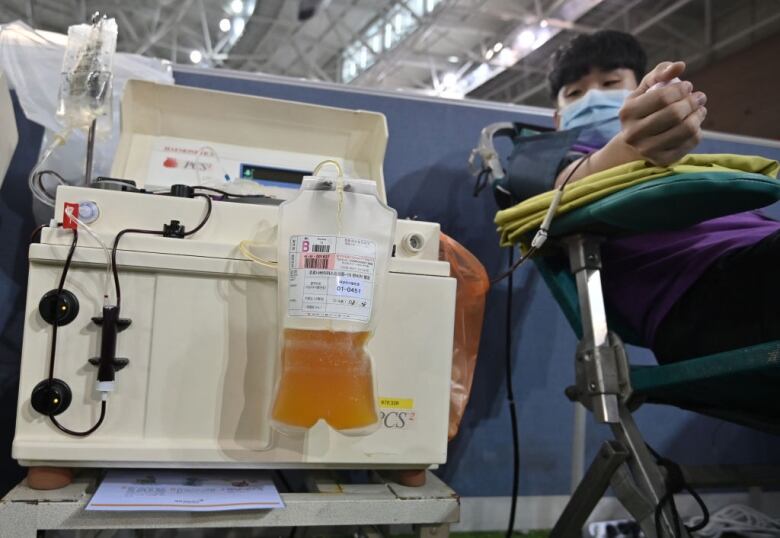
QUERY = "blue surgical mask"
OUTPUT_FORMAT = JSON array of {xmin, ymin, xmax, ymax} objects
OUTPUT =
[{"xmin": 559, "ymin": 89, "xmax": 630, "ymax": 148}]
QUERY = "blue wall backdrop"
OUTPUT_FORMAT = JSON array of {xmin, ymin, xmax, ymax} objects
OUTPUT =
[{"xmin": 2, "ymin": 68, "xmax": 779, "ymax": 500}]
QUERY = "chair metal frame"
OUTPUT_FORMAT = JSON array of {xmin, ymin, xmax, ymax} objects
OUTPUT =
[{"xmin": 549, "ymin": 234, "xmax": 690, "ymax": 538}]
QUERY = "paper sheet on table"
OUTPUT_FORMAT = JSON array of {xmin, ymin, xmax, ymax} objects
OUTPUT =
[{"xmin": 87, "ymin": 470, "xmax": 285, "ymax": 512}]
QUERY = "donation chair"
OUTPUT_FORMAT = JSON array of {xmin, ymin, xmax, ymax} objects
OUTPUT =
[{"xmin": 514, "ymin": 169, "xmax": 780, "ymax": 537}]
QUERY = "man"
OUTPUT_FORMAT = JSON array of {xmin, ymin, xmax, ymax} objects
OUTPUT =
[{"xmin": 547, "ymin": 31, "xmax": 780, "ymax": 363}]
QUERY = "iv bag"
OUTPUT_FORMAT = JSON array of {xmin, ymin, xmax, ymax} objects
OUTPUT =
[
  {"xmin": 57, "ymin": 17, "xmax": 117, "ymax": 133},
  {"xmin": 273, "ymin": 175, "xmax": 396, "ymax": 436}
]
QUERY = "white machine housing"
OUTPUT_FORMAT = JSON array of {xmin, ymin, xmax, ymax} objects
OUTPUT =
[
  {"xmin": 13, "ymin": 81, "xmax": 456, "ymax": 468},
  {"xmin": 112, "ymin": 80, "xmax": 388, "ymax": 200}
]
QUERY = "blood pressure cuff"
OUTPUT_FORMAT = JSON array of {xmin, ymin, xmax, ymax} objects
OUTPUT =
[{"xmin": 500, "ymin": 126, "xmax": 584, "ymax": 203}]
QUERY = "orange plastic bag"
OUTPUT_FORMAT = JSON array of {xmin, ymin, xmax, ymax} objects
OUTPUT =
[{"xmin": 439, "ymin": 233, "xmax": 489, "ymax": 441}]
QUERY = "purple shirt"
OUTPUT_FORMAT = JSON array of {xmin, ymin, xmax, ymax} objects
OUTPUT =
[{"xmin": 601, "ymin": 211, "xmax": 780, "ymax": 346}]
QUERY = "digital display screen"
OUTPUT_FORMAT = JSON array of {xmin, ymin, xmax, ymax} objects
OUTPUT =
[{"xmin": 239, "ymin": 164, "xmax": 308, "ymax": 189}]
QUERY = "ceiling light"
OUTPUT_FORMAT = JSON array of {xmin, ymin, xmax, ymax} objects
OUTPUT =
[
  {"xmin": 219, "ymin": 18, "xmax": 231, "ymax": 32},
  {"xmin": 485, "ymin": 48, "xmax": 495, "ymax": 60},
  {"xmin": 515, "ymin": 29, "xmax": 536, "ymax": 49},
  {"xmin": 447, "ymin": 55, "xmax": 460, "ymax": 63},
  {"xmin": 440, "ymin": 88, "xmax": 465, "ymax": 99},
  {"xmin": 533, "ymin": 28, "xmax": 552, "ymax": 49},
  {"xmin": 540, "ymin": 19, "xmax": 549, "ymax": 28},
  {"xmin": 189, "ymin": 49, "xmax": 203, "ymax": 64},
  {"xmin": 496, "ymin": 48, "xmax": 519, "ymax": 67},
  {"xmin": 493, "ymin": 42, "xmax": 504, "ymax": 53},
  {"xmin": 230, "ymin": 0, "xmax": 243, "ymax": 14},
  {"xmin": 442, "ymin": 72, "xmax": 459, "ymax": 87}
]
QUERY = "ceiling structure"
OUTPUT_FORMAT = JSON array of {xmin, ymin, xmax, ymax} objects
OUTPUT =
[{"xmin": 1, "ymin": 0, "xmax": 779, "ymax": 107}]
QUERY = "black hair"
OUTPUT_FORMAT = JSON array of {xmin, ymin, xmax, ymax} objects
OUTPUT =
[{"xmin": 547, "ymin": 30, "xmax": 647, "ymax": 100}]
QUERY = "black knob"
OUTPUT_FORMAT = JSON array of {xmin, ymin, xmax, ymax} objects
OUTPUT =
[
  {"xmin": 38, "ymin": 289, "xmax": 79, "ymax": 326},
  {"xmin": 30, "ymin": 378, "xmax": 72, "ymax": 416},
  {"xmin": 170, "ymin": 184, "xmax": 194, "ymax": 198}
]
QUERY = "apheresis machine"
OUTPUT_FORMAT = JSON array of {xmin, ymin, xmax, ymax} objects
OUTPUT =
[{"xmin": 12, "ymin": 76, "xmax": 456, "ymax": 469}]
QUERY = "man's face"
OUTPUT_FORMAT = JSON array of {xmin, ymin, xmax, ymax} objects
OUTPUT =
[{"xmin": 554, "ymin": 67, "xmax": 638, "ymax": 129}]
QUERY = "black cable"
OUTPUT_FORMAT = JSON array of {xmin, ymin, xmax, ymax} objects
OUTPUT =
[
  {"xmin": 43, "ymin": 193, "xmax": 213, "ymax": 437},
  {"xmin": 685, "ymin": 487, "xmax": 709, "ymax": 532},
  {"xmin": 191, "ymin": 185, "xmax": 273, "ymax": 199},
  {"xmin": 559, "ymin": 153, "xmax": 592, "ymax": 190},
  {"xmin": 490, "ymin": 153, "xmax": 593, "ymax": 285},
  {"xmin": 47, "ymin": 229, "xmax": 78, "ymax": 381},
  {"xmin": 45, "ymin": 229, "xmax": 109, "ymax": 437},
  {"xmin": 35, "ymin": 169, "xmax": 68, "ymax": 185},
  {"xmin": 183, "ymin": 194, "xmax": 213, "ymax": 236},
  {"xmin": 647, "ymin": 444, "xmax": 710, "ymax": 537},
  {"xmin": 51, "ymin": 401, "xmax": 107, "ymax": 437},
  {"xmin": 111, "ymin": 194, "xmax": 213, "ymax": 310},
  {"xmin": 29, "ymin": 224, "xmax": 46, "ymax": 244},
  {"xmin": 491, "ymin": 246, "xmax": 536, "ymax": 285},
  {"xmin": 31, "ymin": 169, "xmax": 69, "ymax": 203},
  {"xmin": 111, "ymin": 228, "xmax": 163, "ymax": 311},
  {"xmin": 473, "ymin": 169, "xmax": 491, "ymax": 197},
  {"xmin": 505, "ymin": 246, "xmax": 520, "ymax": 538}
]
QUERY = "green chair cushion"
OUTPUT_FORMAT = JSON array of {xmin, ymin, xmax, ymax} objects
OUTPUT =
[
  {"xmin": 533, "ymin": 170, "xmax": 780, "ymax": 346},
  {"xmin": 547, "ymin": 170, "xmax": 780, "ymax": 239},
  {"xmin": 630, "ymin": 341, "xmax": 780, "ymax": 433},
  {"xmin": 518, "ymin": 166, "xmax": 780, "ymax": 430}
]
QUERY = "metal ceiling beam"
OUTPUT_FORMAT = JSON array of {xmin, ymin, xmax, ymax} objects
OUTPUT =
[
  {"xmin": 545, "ymin": 17, "xmax": 603, "ymax": 34},
  {"xmin": 115, "ymin": 10, "xmax": 139, "ymax": 42},
  {"xmin": 255, "ymin": 0, "xmax": 366, "ymax": 73},
  {"xmin": 396, "ymin": 54, "xmax": 548, "ymax": 75},
  {"xmin": 233, "ymin": 1, "xmax": 288, "ymax": 70},
  {"xmin": 476, "ymin": 0, "xmax": 646, "ymax": 102},
  {"xmin": 150, "ymin": 4, "xmax": 161, "ymax": 35},
  {"xmin": 135, "ymin": 0, "xmax": 193, "ymax": 55},
  {"xmin": 247, "ymin": 13, "xmax": 297, "ymax": 29},
  {"xmin": 354, "ymin": 0, "xmax": 493, "ymax": 87},
  {"xmin": 448, "ymin": 1, "xmax": 534, "ymax": 22},
  {"xmin": 312, "ymin": 0, "xmax": 382, "ymax": 72},
  {"xmin": 172, "ymin": 23, "xmax": 178, "ymax": 63},
  {"xmin": 508, "ymin": 0, "xmax": 780, "ymax": 105},
  {"xmin": 543, "ymin": 0, "xmax": 570, "ymax": 19},
  {"xmin": 198, "ymin": 0, "xmax": 214, "ymax": 57},
  {"xmin": 291, "ymin": 38, "xmax": 333, "ymax": 80},
  {"xmin": 2, "ymin": 0, "xmax": 73, "ymax": 24},
  {"xmin": 296, "ymin": 33, "xmax": 343, "ymax": 53},
  {"xmin": 632, "ymin": 0, "xmax": 698, "ymax": 35},
  {"xmin": 0, "ymin": 3, "xmax": 26, "ymax": 22},
  {"xmin": 657, "ymin": 20, "xmax": 701, "ymax": 48},
  {"xmin": 685, "ymin": 5, "xmax": 780, "ymax": 65},
  {"xmin": 25, "ymin": 0, "xmax": 36, "ymax": 26}
]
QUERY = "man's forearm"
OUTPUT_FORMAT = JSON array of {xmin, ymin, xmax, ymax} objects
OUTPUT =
[{"xmin": 554, "ymin": 133, "xmax": 642, "ymax": 188}]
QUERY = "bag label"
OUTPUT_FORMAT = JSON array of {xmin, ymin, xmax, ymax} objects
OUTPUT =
[
  {"xmin": 288, "ymin": 235, "xmax": 376, "ymax": 322},
  {"xmin": 378, "ymin": 397, "xmax": 417, "ymax": 430}
]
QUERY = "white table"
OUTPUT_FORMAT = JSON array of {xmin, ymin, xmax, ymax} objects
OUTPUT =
[{"xmin": 0, "ymin": 471, "xmax": 459, "ymax": 537}]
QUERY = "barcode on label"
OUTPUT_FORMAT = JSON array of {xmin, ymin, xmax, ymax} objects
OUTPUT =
[
  {"xmin": 312, "ymin": 244, "xmax": 330, "ymax": 253},
  {"xmin": 304, "ymin": 256, "xmax": 330, "ymax": 269}
]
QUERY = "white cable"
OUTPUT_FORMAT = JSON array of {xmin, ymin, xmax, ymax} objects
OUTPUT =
[
  {"xmin": 238, "ymin": 240, "xmax": 277, "ymax": 269},
  {"xmin": 28, "ymin": 131, "xmax": 71, "ymax": 207},
  {"xmin": 531, "ymin": 189, "xmax": 564, "ymax": 250},
  {"xmin": 195, "ymin": 145, "xmax": 231, "ymax": 185},
  {"xmin": 690, "ymin": 504, "xmax": 780, "ymax": 537},
  {"xmin": 64, "ymin": 207, "xmax": 113, "ymax": 306}
]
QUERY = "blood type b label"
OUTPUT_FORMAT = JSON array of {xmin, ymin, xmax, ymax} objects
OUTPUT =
[{"xmin": 287, "ymin": 235, "xmax": 377, "ymax": 322}]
